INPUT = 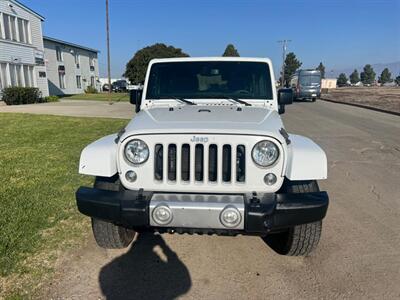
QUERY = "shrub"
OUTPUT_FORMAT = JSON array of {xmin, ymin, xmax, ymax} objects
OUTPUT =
[
  {"xmin": 2, "ymin": 87, "xmax": 42, "ymax": 105},
  {"xmin": 84, "ymin": 86, "xmax": 98, "ymax": 94},
  {"xmin": 44, "ymin": 95, "xmax": 59, "ymax": 102}
]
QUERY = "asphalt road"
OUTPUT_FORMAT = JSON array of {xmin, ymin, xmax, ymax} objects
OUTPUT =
[{"xmin": 45, "ymin": 100, "xmax": 400, "ymax": 299}]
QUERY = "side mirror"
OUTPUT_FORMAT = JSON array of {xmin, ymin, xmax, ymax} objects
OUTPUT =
[
  {"xmin": 129, "ymin": 89, "xmax": 143, "ymax": 113},
  {"xmin": 278, "ymin": 88, "xmax": 293, "ymax": 105}
]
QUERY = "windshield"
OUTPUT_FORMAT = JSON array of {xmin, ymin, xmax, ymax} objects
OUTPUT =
[
  {"xmin": 299, "ymin": 74, "xmax": 321, "ymax": 86},
  {"xmin": 146, "ymin": 61, "xmax": 273, "ymax": 100}
]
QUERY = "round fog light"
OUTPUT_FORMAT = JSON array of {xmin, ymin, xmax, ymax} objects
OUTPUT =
[
  {"xmin": 220, "ymin": 206, "xmax": 241, "ymax": 228},
  {"xmin": 264, "ymin": 173, "xmax": 277, "ymax": 186},
  {"xmin": 153, "ymin": 204, "xmax": 173, "ymax": 225},
  {"xmin": 125, "ymin": 170, "xmax": 137, "ymax": 182}
]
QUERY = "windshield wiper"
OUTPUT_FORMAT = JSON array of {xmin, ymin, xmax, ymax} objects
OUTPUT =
[
  {"xmin": 153, "ymin": 96, "xmax": 196, "ymax": 105},
  {"xmin": 224, "ymin": 96, "xmax": 252, "ymax": 106},
  {"xmin": 172, "ymin": 96, "xmax": 196, "ymax": 105}
]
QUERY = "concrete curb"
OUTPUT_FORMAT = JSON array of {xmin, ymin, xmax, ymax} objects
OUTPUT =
[{"xmin": 320, "ymin": 97, "xmax": 400, "ymax": 117}]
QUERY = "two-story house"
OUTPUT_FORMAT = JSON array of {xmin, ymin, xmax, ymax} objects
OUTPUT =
[
  {"xmin": 43, "ymin": 36, "xmax": 100, "ymax": 95},
  {"xmin": 0, "ymin": 0, "xmax": 49, "ymax": 96}
]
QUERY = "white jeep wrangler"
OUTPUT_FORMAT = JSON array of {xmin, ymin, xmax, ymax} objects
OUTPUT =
[{"xmin": 76, "ymin": 57, "xmax": 329, "ymax": 256}]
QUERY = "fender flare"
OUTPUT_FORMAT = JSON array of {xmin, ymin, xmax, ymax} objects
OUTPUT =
[
  {"xmin": 79, "ymin": 134, "xmax": 118, "ymax": 177},
  {"xmin": 284, "ymin": 134, "xmax": 327, "ymax": 180}
]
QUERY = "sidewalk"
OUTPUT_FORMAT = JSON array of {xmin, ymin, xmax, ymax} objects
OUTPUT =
[{"xmin": 0, "ymin": 99, "xmax": 134, "ymax": 119}]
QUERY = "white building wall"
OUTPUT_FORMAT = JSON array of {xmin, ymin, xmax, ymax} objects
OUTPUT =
[
  {"xmin": 0, "ymin": 0, "xmax": 48, "ymax": 97},
  {"xmin": 44, "ymin": 38, "xmax": 100, "ymax": 95},
  {"xmin": 321, "ymin": 78, "xmax": 337, "ymax": 89}
]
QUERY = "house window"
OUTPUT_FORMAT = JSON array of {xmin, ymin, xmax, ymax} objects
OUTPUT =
[
  {"xmin": 56, "ymin": 46, "xmax": 63, "ymax": 62},
  {"xmin": 9, "ymin": 65, "xmax": 17, "ymax": 86},
  {"xmin": 23, "ymin": 65, "xmax": 30, "ymax": 87},
  {"xmin": 3, "ymin": 14, "xmax": 11, "ymax": 40},
  {"xmin": 58, "ymin": 66, "xmax": 66, "ymax": 89},
  {"xmin": 29, "ymin": 66, "xmax": 34, "ymax": 86},
  {"xmin": 17, "ymin": 18, "xmax": 24, "ymax": 42},
  {"xmin": 39, "ymin": 71, "xmax": 46, "ymax": 78},
  {"xmin": 16, "ymin": 65, "xmax": 23, "ymax": 86},
  {"xmin": 35, "ymin": 57, "xmax": 45, "ymax": 66},
  {"xmin": 76, "ymin": 75, "xmax": 82, "ymax": 89},
  {"xmin": 1, "ymin": 13, "xmax": 31, "ymax": 44},
  {"xmin": 89, "ymin": 56, "xmax": 95, "ymax": 71},
  {"xmin": 0, "ymin": 63, "xmax": 6, "ymax": 89},
  {"xmin": 90, "ymin": 76, "xmax": 95, "ymax": 87},
  {"xmin": 75, "ymin": 53, "xmax": 80, "ymax": 68},
  {"xmin": 23, "ymin": 19, "xmax": 30, "ymax": 43},
  {"xmin": 59, "ymin": 72, "xmax": 65, "ymax": 89},
  {"xmin": 2, "ymin": 64, "xmax": 35, "ymax": 88},
  {"xmin": 0, "ymin": 13, "xmax": 2, "ymax": 39},
  {"xmin": 1, "ymin": 64, "xmax": 7, "ymax": 86},
  {"xmin": 9, "ymin": 15, "xmax": 17, "ymax": 42}
]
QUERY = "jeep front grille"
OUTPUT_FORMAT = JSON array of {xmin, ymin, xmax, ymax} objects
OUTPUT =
[{"xmin": 154, "ymin": 143, "xmax": 246, "ymax": 183}]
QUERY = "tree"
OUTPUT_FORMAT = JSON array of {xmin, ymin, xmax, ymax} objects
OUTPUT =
[
  {"xmin": 360, "ymin": 64, "xmax": 376, "ymax": 85},
  {"xmin": 379, "ymin": 68, "xmax": 392, "ymax": 84},
  {"xmin": 349, "ymin": 69, "xmax": 360, "ymax": 84},
  {"xmin": 337, "ymin": 73, "xmax": 348, "ymax": 86},
  {"xmin": 316, "ymin": 62, "xmax": 325, "ymax": 79},
  {"xmin": 222, "ymin": 44, "xmax": 240, "ymax": 57},
  {"xmin": 284, "ymin": 52, "xmax": 302, "ymax": 86},
  {"xmin": 124, "ymin": 43, "xmax": 189, "ymax": 83}
]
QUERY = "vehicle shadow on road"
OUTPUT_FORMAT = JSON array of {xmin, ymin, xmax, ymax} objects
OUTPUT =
[{"xmin": 98, "ymin": 233, "xmax": 191, "ymax": 300}]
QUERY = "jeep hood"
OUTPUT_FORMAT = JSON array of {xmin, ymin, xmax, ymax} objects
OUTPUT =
[{"xmin": 120, "ymin": 106, "xmax": 285, "ymax": 143}]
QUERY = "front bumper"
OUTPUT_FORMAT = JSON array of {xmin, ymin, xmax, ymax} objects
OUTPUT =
[
  {"xmin": 298, "ymin": 90, "xmax": 320, "ymax": 99},
  {"xmin": 76, "ymin": 187, "xmax": 329, "ymax": 235}
]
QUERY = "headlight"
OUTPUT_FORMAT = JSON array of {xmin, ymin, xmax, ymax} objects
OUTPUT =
[
  {"xmin": 252, "ymin": 140, "xmax": 279, "ymax": 167},
  {"xmin": 124, "ymin": 139, "xmax": 149, "ymax": 164}
]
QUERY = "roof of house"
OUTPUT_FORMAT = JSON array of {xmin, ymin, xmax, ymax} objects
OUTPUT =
[
  {"xmin": 12, "ymin": 0, "xmax": 45, "ymax": 20},
  {"xmin": 43, "ymin": 36, "xmax": 100, "ymax": 53}
]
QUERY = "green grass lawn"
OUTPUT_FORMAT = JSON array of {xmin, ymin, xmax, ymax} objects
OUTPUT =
[
  {"xmin": 62, "ymin": 92, "xmax": 129, "ymax": 101},
  {"xmin": 0, "ymin": 113, "xmax": 127, "ymax": 296}
]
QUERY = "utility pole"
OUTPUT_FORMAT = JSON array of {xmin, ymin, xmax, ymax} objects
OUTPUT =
[
  {"xmin": 106, "ymin": 0, "xmax": 112, "ymax": 105},
  {"xmin": 277, "ymin": 39, "xmax": 291, "ymax": 87}
]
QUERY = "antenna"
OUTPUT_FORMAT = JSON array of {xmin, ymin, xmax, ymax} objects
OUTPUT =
[{"xmin": 277, "ymin": 40, "xmax": 291, "ymax": 87}]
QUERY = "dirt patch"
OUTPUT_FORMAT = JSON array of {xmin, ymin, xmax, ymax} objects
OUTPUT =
[{"xmin": 322, "ymin": 87, "xmax": 400, "ymax": 113}]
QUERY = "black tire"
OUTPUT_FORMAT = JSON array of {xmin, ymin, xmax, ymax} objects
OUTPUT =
[
  {"xmin": 92, "ymin": 218, "xmax": 136, "ymax": 249},
  {"xmin": 92, "ymin": 175, "xmax": 136, "ymax": 249},
  {"xmin": 264, "ymin": 180, "xmax": 323, "ymax": 256}
]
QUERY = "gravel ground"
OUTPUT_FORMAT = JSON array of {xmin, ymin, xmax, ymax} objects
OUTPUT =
[
  {"xmin": 41, "ymin": 100, "xmax": 400, "ymax": 300},
  {"xmin": 322, "ymin": 86, "xmax": 400, "ymax": 113}
]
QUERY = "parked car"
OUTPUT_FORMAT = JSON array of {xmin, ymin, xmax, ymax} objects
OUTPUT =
[
  {"xmin": 112, "ymin": 80, "xmax": 128, "ymax": 92},
  {"xmin": 290, "ymin": 69, "xmax": 321, "ymax": 101},
  {"xmin": 102, "ymin": 83, "xmax": 111, "ymax": 92},
  {"xmin": 76, "ymin": 57, "xmax": 329, "ymax": 256}
]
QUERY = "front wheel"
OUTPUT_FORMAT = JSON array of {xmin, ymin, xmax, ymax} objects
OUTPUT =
[
  {"xmin": 264, "ymin": 180, "xmax": 323, "ymax": 256},
  {"xmin": 92, "ymin": 176, "xmax": 136, "ymax": 249},
  {"xmin": 92, "ymin": 218, "xmax": 136, "ymax": 249}
]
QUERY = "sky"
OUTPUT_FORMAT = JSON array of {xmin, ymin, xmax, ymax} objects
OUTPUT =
[{"xmin": 22, "ymin": 0, "xmax": 400, "ymax": 78}]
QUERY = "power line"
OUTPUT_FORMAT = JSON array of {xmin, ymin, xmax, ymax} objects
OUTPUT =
[{"xmin": 277, "ymin": 39, "xmax": 291, "ymax": 87}]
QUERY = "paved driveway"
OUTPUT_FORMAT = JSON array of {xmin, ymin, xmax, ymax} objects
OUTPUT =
[
  {"xmin": 43, "ymin": 100, "xmax": 400, "ymax": 299},
  {"xmin": 0, "ymin": 100, "xmax": 134, "ymax": 119}
]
